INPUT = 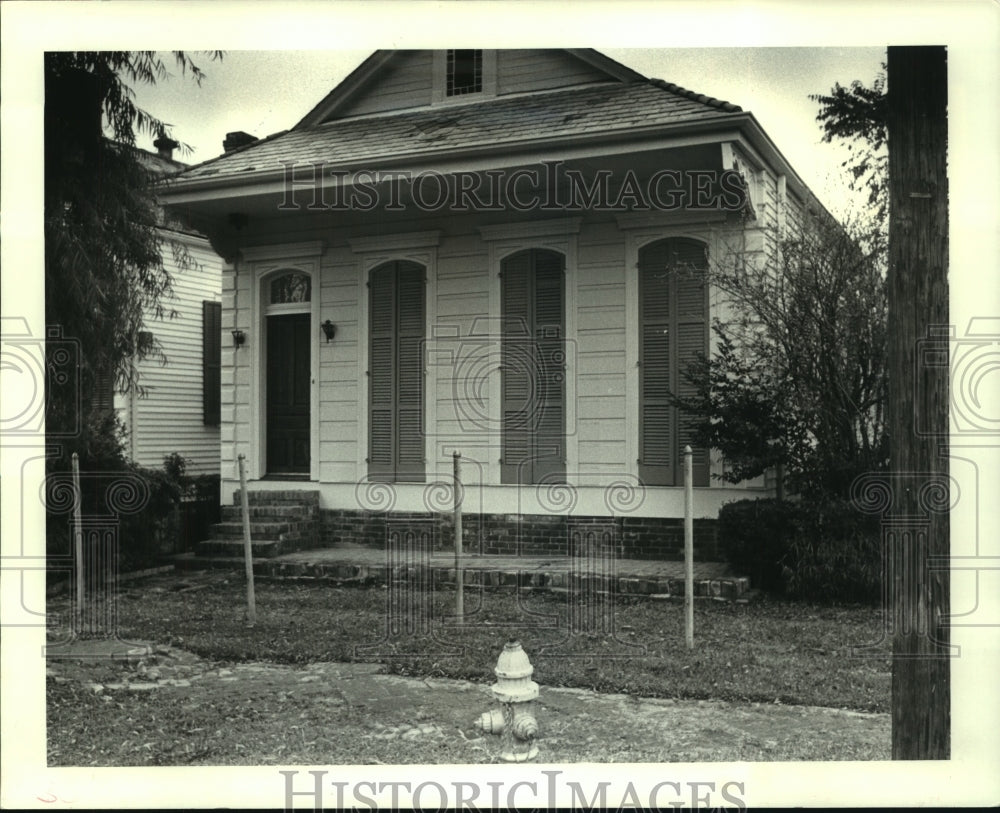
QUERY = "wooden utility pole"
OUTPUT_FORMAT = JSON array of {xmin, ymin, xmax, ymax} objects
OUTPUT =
[
  {"xmin": 886, "ymin": 45, "xmax": 950, "ymax": 760},
  {"xmin": 683, "ymin": 446, "xmax": 694, "ymax": 650}
]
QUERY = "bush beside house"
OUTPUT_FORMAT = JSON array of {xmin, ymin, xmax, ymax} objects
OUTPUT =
[{"xmin": 718, "ymin": 496, "xmax": 882, "ymax": 604}]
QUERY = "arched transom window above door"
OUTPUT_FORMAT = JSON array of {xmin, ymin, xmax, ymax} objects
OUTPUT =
[{"xmin": 269, "ymin": 271, "xmax": 312, "ymax": 305}]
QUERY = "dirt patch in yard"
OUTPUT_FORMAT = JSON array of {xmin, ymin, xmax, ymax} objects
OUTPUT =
[{"xmin": 47, "ymin": 643, "xmax": 888, "ymax": 765}]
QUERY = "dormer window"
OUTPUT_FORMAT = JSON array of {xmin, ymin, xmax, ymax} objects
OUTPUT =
[
  {"xmin": 447, "ymin": 50, "xmax": 483, "ymax": 96},
  {"xmin": 433, "ymin": 50, "xmax": 495, "ymax": 104}
]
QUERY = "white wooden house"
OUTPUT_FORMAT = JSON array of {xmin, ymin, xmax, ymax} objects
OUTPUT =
[
  {"xmin": 159, "ymin": 49, "xmax": 821, "ymax": 559},
  {"xmin": 113, "ymin": 142, "xmax": 222, "ymax": 477}
]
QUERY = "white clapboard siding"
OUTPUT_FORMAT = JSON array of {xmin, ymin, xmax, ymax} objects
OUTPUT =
[
  {"xmin": 496, "ymin": 50, "xmax": 615, "ymax": 95},
  {"xmin": 317, "ymin": 254, "xmax": 362, "ymax": 481},
  {"xmin": 335, "ymin": 51, "xmax": 435, "ymax": 117},
  {"xmin": 574, "ymin": 225, "xmax": 629, "ymax": 473},
  {"xmin": 119, "ymin": 231, "xmax": 222, "ymax": 476}
]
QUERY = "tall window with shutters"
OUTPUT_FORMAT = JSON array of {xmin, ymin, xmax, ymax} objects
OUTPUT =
[
  {"xmin": 500, "ymin": 249, "xmax": 565, "ymax": 485},
  {"xmin": 368, "ymin": 261, "xmax": 426, "ymax": 482},
  {"xmin": 638, "ymin": 238, "xmax": 709, "ymax": 487},
  {"xmin": 202, "ymin": 300, "xmax": 221, "ymax": 426}
]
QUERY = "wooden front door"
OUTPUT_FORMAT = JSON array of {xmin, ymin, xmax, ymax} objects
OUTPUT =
[{"xmin": 266, "ymin": 313, "xmax": 310, "ymax": 474}]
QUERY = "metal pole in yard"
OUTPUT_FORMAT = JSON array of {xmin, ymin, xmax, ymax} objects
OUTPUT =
[
  {"xmin": 71, "ymin": 453, "xmax": 84, "ymax": 634},
  {"xmin": 238, "ymin": 454, "xmax": 256, "ymax": 627},
  {"xmin": 453, "ymin": 450, "xmax": 464, "ymax": 624},
  {"xmin": 684, "ymin": 445, "xmax": 694, "ymax": 650}
]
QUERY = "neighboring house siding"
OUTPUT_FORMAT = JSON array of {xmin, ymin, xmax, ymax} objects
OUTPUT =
[
  {"xmin": 496, "ymin": 50, "xmax": 614, "ymax": 95},
  {"xmin": 118, "ymin": 231, "xmax": 222, "ymax": 476}
]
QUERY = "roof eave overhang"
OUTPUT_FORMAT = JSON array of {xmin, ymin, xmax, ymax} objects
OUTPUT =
[{"xmin": 159, "ymin": 112, "xmax": 794, "ymax": 208}]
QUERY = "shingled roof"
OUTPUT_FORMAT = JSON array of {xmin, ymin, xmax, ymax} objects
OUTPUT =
[{"xmin": 176, "ymin": 79, "xmax": 745, "ymax": 183}]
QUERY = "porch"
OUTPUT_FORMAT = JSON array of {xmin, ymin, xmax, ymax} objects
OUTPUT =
[{"xmin": 175, "ymin": 542, "xmax": 750, "ymax": 601}]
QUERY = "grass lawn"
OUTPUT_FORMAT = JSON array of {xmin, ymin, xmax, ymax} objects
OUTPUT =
[
  {"xmin": 47, "ymin": 576, "xmax": 892, "ymax": 765},
  {"xmin": 108, "ymin": 576, "xmax": 890, "ymax": 713}
]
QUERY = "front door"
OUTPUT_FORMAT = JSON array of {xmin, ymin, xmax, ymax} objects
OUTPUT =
[{"xmin": 266, "ymin": 313, "xmax": 310, "ymax": 474}]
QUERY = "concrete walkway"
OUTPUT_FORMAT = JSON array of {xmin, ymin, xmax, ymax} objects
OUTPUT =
[
  {"xmin": 175, "ymin": 542, "xmax": 751, "ymax": 599},
  {"xmin": 46, "ymin": 636, "xmax": 888, "ymax": 765}
]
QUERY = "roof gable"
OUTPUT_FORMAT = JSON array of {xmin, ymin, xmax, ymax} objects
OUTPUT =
[{"xmin": 296, "ymin": 48, "xmax": 645, "ymax": 128}]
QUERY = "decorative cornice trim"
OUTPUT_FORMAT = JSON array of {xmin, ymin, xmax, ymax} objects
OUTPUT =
[
  {"xmin": 478, "ymin": 218, "xmax": 582, "ymax": 243},
  {"xmin": 241, "ymin": 241, "xmax": 325, "ymax": 262},
  {"xmin": 348, "ymin": 230, "xmax": 442, "ymax": 254}
]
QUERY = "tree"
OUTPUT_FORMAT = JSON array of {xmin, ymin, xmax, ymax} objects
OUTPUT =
[
  {"xmin": 811, "ymin": 69, "xmax": 888, "ymax": 227},
  {"xmin": 44, "ymin": 51, "xmax": 222, "ymax": 460},
  {"xmin": 671, "ymin": 211, "xmax": 888, "ymax": 499}
]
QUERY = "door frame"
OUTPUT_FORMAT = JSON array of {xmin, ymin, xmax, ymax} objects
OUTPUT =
[{"xmin": 245, "ymin": 242, "xmax": 322, "ymax": 482}]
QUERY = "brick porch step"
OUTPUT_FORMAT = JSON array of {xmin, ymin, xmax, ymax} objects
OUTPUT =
[
  {"xmin": 195, "ymin": 490, "xmax": 321, "ymax": 559},
  {"xmin": 174, "ymin": 549, "xmax": 751, "ymax": 600}
]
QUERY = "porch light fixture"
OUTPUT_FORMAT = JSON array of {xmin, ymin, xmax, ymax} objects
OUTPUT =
[
  {"xmin": 231, "ymin": 329, "xmax": 246, "ymax": 349},
  {"xmin": 321, "ymin": 320, "xmax": 336, "ymax": 342}
]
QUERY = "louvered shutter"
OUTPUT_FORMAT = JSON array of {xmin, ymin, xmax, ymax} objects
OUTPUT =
[
  {"xmin": 638, "ymin": 239, "xmax": 709, "ymax": 487},
  {"xmin": 532, "ymin": 251, "xmax": 565, "ymax": 483},
  {"xmin": 92, "ymin": 361, "xmax": 115, "ymax": 416},
  {"xmin": 501, "ymin": 249, "xmax": 565, "ymax": 484},
  {"xmin": 638, "ymin": 246, "xmax": 674, "ymax": 486},
  {"xmin": 202, "ymin": 300, "xmax": 221, "ymax": 426},
  {"xmin": 501, "ymin": 253, "xmax": 532, "ymax": 484},
  {"xmin": 369, "ymin": 266, "xmax": 396, "ymax": 480},
  {"xmin": 395, "ymin": 262, "xmax": 425, "ymax": 481},
  {"xmin": 369, "ymin": 261, "xmax": 425, "ymax": 482},
  {"xmin": 673, "ymin": 247, "xmax": 710, "ymax": 487}
]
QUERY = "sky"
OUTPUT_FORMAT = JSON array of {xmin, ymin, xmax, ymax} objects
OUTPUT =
[{"xmin": 129, "ymin": 47, "xmax": 885, "ymax": 220}]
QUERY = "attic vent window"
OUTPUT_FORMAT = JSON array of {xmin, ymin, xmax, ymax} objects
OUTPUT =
[{"xmin": 447, "ymin": 50, "xmax": 482, "ymax": 96}]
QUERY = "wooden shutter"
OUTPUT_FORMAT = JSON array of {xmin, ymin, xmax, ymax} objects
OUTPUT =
[
  {"xmin": 368, "ymin": 261, "xmax": 425, "ymax": 482},
  {"xmin": 91, "ymin": 360, "xmax": 115, "ymax": 416},
  {"xmin": 202, "ymin": 300, "xmax": 221, "ymax": 426},
  {"xmin": 501, "ymin": 249, "xmax": 565, "ymax": 484},
  {"xmin": 674, "ymin": 257, "xmax": 710, "ymax": 486},
  {"xmin": 395, "ymin": 263, "xmax": 425, "ymax": 481},
  {"xmin": 638, "ymin": 239, "xmax": 708, "ymax": 487},
  {"xmin": 532, "ymin": 251, "xmax": 566, "ymax": 483}
]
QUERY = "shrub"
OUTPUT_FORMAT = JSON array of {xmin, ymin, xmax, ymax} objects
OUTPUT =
[
  {"xmin": 717, "ymin": 498, "xmax": 802, "ymax": 593},
  {"xmin": 718, "ymin": 496, "xmax": 882, "ymax": 604},
  {"xmin": 783, "ymin": 498, "xmax": 882, "ymax": 604},
  {"xmin": 46, "ymin": 445, "xmax": 202, "ymax": 577}
]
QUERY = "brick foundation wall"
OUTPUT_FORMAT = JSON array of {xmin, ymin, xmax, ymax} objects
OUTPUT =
[{"xmin": 320, "ymin": 509, "xmax": 719, "ymax": 561}]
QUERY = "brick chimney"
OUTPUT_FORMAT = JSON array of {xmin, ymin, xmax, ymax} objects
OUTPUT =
[
  {"xmin": 223, "ymin": 131, "xmax": 257, "ymax": 153},
  {"xmin": 153, "ymin": 135, "xmax": 179, "ymax": 161}
]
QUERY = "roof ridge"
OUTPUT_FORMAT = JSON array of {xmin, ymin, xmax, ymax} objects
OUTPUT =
[{"xmin": 648, "ymin": 78, "xmax": 742, "ymax": 113}]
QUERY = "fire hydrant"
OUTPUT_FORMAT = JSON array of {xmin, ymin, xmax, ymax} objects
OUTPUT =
[{"xmin": 475, "ymin": 640, "xmax": 539, "ymax": 762}]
